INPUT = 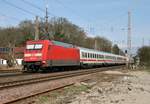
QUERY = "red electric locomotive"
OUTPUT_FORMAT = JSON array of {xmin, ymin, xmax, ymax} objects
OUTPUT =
[{"xmin": 23, "ymin": 40, "xmax": 80, "ymax": 72}]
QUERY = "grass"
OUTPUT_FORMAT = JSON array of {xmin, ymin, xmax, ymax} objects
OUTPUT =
[
  {"xmin": 137, "ymin": 65, "xmax": 150, "ymax": 73},
  {"xmin": 145, "ymin": 67, "xmax": 150, "ymax": 72},
  {"xmin": 37, "ymin": 84, "xmax": 90, "ymax": 104},
  {"xmin": 63, "ymin": 84, "xmax": 89, "ymax": 94},
  {"xmin": 38, "ymin": 96, "xmax": 49, "ymax": 103}
]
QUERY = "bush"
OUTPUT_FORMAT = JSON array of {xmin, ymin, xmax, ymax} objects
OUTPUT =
[{"xmin": 137, "ymin": 46, "xmax": 150, "ymax": 66}]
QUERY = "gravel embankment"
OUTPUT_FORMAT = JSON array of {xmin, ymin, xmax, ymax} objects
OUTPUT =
[{"xmin": 70, "ymin": 70, "xmax": 150, "ymax": 104}]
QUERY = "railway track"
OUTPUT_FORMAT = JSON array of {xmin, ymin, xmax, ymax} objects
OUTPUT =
[
  {"xmin": 0, "ymin": 66, "xmax": 124, "ymax": 89},
  {"xmin": 0, "ymin": 69, "xmax": 20, "ymax": 73},
  {"xmin": 0, "ymin": 65, "xmax": 125, "ymax": 104},
  {"xmin": 0, "ymin": 72, "xmax": 31, "ymax": 78}
]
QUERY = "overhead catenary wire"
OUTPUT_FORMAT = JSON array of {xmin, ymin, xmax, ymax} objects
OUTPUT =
[
  {"xmin": 22, "ymin": 0, "xmax": 56, "ymax": 17},
  {"xmin": 21, "ymin": 0, "xmax": 93, "ymax": 28},
  {"xmin": 54, "ymin": 0, "xmax": 93, "ymax": 23},
  {"xmin": 0, "ymin": 12, "xmax": 22, "ymax": 21},
  {"xmin": 2, "ymin": 0, "xmax": 37, "ymax": 16},
  {"xmin": 0, "ymin": 14, "xmax": 17, "ymax": 21}
]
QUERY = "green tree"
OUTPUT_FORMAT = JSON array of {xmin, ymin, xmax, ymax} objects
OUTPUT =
[
  {"xmin": 137, "ymin": 46, "xmax": 150, "ymax": 66},
  {"xmin": 112, "ymin": 44, "xmax": 120, "ymax": 54}
]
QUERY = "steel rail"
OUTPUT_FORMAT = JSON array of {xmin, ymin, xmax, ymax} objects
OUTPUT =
[{"xmin": 0, "ymin": 66, "xmax": 124, "ymax": 89}]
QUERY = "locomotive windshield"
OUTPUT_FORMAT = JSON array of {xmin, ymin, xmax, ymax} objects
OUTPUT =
[{"xmin": 26, "ymin": 44, "xmax": 43, "ymax": 50}]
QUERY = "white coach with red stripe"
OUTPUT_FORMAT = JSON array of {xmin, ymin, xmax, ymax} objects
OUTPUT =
[{"xmin": 78, "ymin": 47, "xmax": 126, "ymax": 66}]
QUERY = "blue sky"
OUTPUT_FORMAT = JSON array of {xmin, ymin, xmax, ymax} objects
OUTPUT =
[{"xmin": 0, "ymin": 0, "xmax": 150, "ymax": 52}]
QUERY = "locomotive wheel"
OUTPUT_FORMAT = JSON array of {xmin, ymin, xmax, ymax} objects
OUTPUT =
[{"xmin": 22, "ymin": 67, "xmax": 28, "ymax": 73}]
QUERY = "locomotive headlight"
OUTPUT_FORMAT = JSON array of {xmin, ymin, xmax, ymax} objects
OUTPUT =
[
  {"xmin": 24, "ymin": 53, "xmax": 31, "ymax": 57},
  {"xmin": 42, "ymin": 60, "xmax": 46, "ymax": 64},
  {"xmin": 34, "ymin": 53, "xmax": 42, "ymax": 57}
]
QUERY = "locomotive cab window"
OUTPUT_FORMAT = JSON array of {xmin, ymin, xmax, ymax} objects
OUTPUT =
[
  {"xmin": 26, "ymin": 44, "xmax": 34, "ymax": 50},
  {"xmin": 26, "ymin": 44, "xmax": 43, "ymax": 50},
  {"xmin": 35, "ymin": 44, "xmax": 42, "ymax": 49}
]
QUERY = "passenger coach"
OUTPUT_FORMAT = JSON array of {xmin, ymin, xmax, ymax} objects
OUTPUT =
[{"xmin": 79, "ymin": 47, "xmax": 126, "ymax": 67}]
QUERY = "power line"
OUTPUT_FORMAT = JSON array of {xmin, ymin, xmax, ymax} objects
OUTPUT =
[
  {"xmin": 3, "ymin": 0, "xmax": 37, "ymax": 16},
  {"xmin": 0, "ymin": 12, "xmax": 21, "ymax": 21},
  {"xmin": 22, "ymin": 0, "xmax": 55, "ymax": 17},
  {"xmin": 54, "ymin": 0, "xmax": 92, "ymax": 23}
]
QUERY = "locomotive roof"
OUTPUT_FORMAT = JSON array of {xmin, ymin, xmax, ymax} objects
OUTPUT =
[{"xmin": 52, "ymin": 40, "xmax": 74, "ymax": 48}]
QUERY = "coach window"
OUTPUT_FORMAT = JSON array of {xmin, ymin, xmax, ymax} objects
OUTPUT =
[
  {"xmin": 90, "ymin": 53, "xmax": 92, "ymax": 58},
  {"xmin": 99, "ymin": 55, "xmax": 102, "ymax": 59},
  {"xmin": 98, "ymin": 54, "xmax": 100, "ymax": 59},
  {"xmin": 84, "ymin": 53, "xmax": 86, "ymax": 58},
  {"xmin": 84, "ymin": 52, "xmax": 86, "ymax": 58},
  {"xmin": 102, "ymin": 55, "xmax": 104, "ymax": 58},
  {"xmin": 86, "ymin": 53, "xmax": 88, "ymax": 58},
  {"xmin": 87, "ymin": 53, "xmax": 89, "ymax": 58},
  {"xmin": 88, "ymin": 53, "xmax": 90, "ymax": 58},
  {"xmin": 83, "ymin": 52, "xmax": 86, "ymax": 58},
  {"xmin": 82, "ymin": 52, "xmax": 84, "ymax": 58},
  {"xmin": 98, "ymin": 55, "xmax": 100, "ymax": 59},
  {"xmin": 89, "ymin": 53, "xmax": 91, "ymax": 58},
  {"xmin": 90, "ymin": 53, "xmax": 91, "ymax": 58},
  {"xmin": 85, "ymin": 53, "xmax": 87, "ymax": 58}
]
